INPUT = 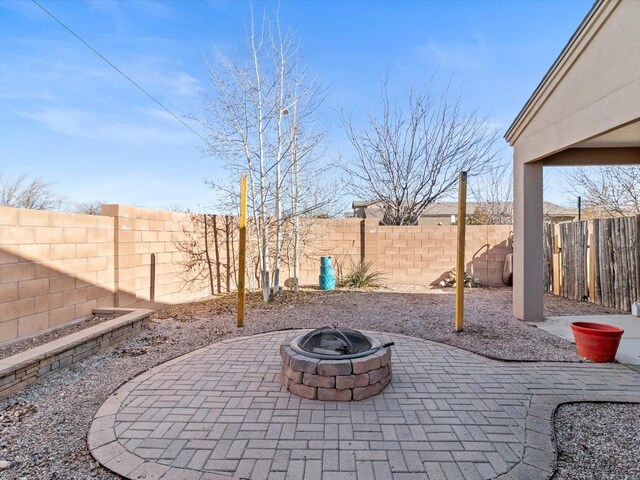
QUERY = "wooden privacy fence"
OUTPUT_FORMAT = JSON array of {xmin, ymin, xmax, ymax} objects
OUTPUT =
[{"xmin": 543, "ymin": 215, "xmax": 640, "ymax": 311}]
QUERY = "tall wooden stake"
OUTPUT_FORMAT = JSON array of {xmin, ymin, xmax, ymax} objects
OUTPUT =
[
  {"xmin": 455, "ymin": 171, "xmax": 468, "ymax": 332},
  {"xmin": 636, "ymin": 214, "xmax": 640, "ymax": 301},
  {"xmin": 237, "ymin": 174, "xmax": 247, "ymax": 328}
]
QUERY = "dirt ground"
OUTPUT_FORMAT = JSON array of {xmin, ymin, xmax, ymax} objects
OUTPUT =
[
  {"xmin": 153, "ymin": 286, "xmax": 621, "ymax": 362},
  {"xmin": 0, "ymin": 315, "xmax": 116, "ymax": 360}
]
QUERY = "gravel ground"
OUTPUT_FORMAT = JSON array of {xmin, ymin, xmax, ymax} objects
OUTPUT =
[
  {"xmin": 553, "ymin": 402, "xmax": 640, "ymax": 480},
  {"xmin": 0, "ymin": 316, "xmax": 117, "ymax": 360},
  {"xmin": 0, "ymin": 288, "xmax": 634, "ymax": 479}
]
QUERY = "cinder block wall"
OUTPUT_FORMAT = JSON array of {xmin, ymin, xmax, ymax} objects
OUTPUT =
[
  {"xmin": 0, "ymin": 205, "xmax": 512, "ymax": 343},
  {"xmin": 0, "ymin": 207, "xmax": 115, "ymax": 342},
  {"xmin": 102, "ymin": 205, "xmax": 234, "ymax": 309},
  {"xmin": 375, "ymin": 224, "xmax": 512, "ymax": 286},
  {"xmin": 294, "ymin": 218, "xmax": 364, "ymax": 285},
  {"xmin": 292, "ymin": 221, "xmax": 511, "ymax": 287}
]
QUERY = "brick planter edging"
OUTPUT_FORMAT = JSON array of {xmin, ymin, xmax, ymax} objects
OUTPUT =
[
  {"xmin": 0, "ymin": 308, "xmax": 152, "ymax": 400},
  {"xmin": 494, "ymin": 393, "xmax": 640, "ymax": 480},
  {"xmin": 279, "ymin": 343, "xmax": 392, "ymax": 401}
]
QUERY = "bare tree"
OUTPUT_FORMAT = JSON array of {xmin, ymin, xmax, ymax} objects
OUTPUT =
[
  {"xmin": 564, "ymin": 166, "xmax": 640, "ymax": 217},
  {"xmin": 75, "ymin": 201, "xmax": 104, "ymax": 215},
  {"xmin": 0, "ymin": 174, "xmax": 64, "ymax": 210},
  {"xmin": 342, "ymin": 80, "xmax": 499, "ymax": 225},
  {"xmin": 468, "ymin": 161, "xmax": 513, "ymax": 225},
  {"xmin": 195, "ymin": 9, "xmax": 326, "ymax": 301}
]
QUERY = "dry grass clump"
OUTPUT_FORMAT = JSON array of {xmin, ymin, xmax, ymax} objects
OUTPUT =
[{"xmin": 340, "ymin": 260, "xmax": 384, "ymax": 289}]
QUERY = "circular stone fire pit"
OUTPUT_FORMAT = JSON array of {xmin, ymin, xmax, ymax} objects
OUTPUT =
[{"xmin": 279, "ymin": 327, "xmax": 393, "ymax": 401}]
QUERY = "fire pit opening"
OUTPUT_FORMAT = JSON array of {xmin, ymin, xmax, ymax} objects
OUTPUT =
[{"xmin": 280, "ymin": 327, "xmax": 394, "ymax": 401}]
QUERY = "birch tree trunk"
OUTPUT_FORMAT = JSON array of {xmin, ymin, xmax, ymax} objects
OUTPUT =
[
  {"xmin": 196, "ymin": 7, "xmax": 329, "ymax": 301},
  {"xmin": 292, "ymin": 120, "xmax": 300, "ymax": 292},
  {"xmin": 272, "ymin": 25, "xmax": 287, "ymax": 295}
]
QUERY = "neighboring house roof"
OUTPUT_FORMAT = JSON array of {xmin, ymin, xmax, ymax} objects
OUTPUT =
[
  {"xmin": 541, "ymin": 201, "xmax": 579, "ymax": 217},
  {"xmin": 352, "ymin": 201, "xmax": 377, "ymax": 208},
  {"xmin": 420, "ymin": 202, "xmax": 467, "ymax": 216},
  {"xmin": 420, "ymin": 201, "xmax": 577, "ymax": 217},
  {"xmin": 352, "ymin": 200, "xmax": 578, "ymax": 219}
]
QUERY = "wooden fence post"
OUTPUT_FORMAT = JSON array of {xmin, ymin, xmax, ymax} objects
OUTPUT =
[
  {"xmin": 553, "ymin": 223, "xmax": 561, "ymax": 295},
  {"xmin": 588, "ymin": 220, "xmax": 595, "ymax": 302}
]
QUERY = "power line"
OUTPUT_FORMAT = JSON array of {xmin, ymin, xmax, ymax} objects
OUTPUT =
[{"xmin": 31, "ymin": 0, "xmax": 209, "ymax": 145}]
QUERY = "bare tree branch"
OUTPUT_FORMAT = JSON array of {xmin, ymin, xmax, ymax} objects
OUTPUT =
[
  {"xmin": 75, "ymin": 201, "xmax": 104, "ymax": 215},
  {"xmin": 468, "ymin": 161, "xmax": 513, "ymax": 225},
  {"xmin": 342, "ymin": 80, "xmax": 499, "ymax": 225},
  {"xmin": 563, "ymin": 166, "xmax": 640, "ymax": 218},
  {"xmin": 0, "ymin": 174, "xmax": 65, "ymax": 210}
]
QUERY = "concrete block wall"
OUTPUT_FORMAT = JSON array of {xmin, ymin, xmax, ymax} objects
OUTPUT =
[
  {"xmin": 376, "ymin": 224, "xmax": 512, "ymax": 286},
  {"xmin": 285, "ymin": 219, "xmax": 510, "ymax": 288},
  {"xmin": 102, "ymin": 205, "xmax": 229, "ymax": 308},
  {"xmin": 293, "ymin": 218, "xmax": 364, "ymax": 285},
  {"xmin": 0, "ymin": 204, "xmax": 512, "ymax": 343},
  {"xmin": 0, "ymin": 207, "xmax": 115, "ymax": 342}
]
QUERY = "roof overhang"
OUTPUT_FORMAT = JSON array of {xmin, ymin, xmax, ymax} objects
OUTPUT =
[{"xmin": 505, "ymin": 0, "xmax": 615, "ymax": 146}]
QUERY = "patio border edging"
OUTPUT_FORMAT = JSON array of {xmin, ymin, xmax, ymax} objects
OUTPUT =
[
  {"xmin": 0, "ymin": 308, "xmax": 152, "ymax": 400},
  {"xmin": 494, "ymin": 394, "xmax": 640, "ymax": 480}
]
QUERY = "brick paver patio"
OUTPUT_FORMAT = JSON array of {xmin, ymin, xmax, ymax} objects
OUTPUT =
[{"xmin": 88, "ymin": 330, "xmax": 640, "ymax": 480}]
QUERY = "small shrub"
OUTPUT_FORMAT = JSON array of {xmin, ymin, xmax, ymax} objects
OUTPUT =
[{"xmin": 341, "ymin": 260, "xmax": 384, "ymax": 288}]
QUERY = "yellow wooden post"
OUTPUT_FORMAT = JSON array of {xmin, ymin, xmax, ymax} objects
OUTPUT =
[
  {"xmin": 237, "ymin": 174, "xmax": 247, "ymax": 328},
  {"xmin": 588, "ymin": 221, "xmax": 595, "ymax": 302},
  {"xmin": 554, "ymin": 224, "xmax": 562, "ymax": 295},
  {"xmin": 455, "ymin": 171, "xmax": 468, "ymax": 332},
  {"xmin": 552, "ymin": 229, "xmax": 561, "ymax": 296}
]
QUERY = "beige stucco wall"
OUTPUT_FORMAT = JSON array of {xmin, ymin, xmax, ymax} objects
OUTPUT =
[
  {"xmin": 511, "ymin": 0, "xmax": 640, "ymax": 164},
  {"xmin": 507, "ymin": 0, "xmax": 640, "ymax": 321}
]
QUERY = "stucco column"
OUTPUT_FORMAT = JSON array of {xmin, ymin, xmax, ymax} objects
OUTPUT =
[{"xmin": 513, "ymin": 159, "xmax": 544, "ymax": 321}]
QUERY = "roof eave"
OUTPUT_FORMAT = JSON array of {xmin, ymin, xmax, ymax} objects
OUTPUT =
[{"xmin": 505, "ymin": 0, "xmax": 614, "ymax": 145}]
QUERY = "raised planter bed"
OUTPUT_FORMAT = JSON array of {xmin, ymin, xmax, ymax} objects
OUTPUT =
[{"xmin": 0, "ymin": 308, "xmax": 152, "ymax": 399}]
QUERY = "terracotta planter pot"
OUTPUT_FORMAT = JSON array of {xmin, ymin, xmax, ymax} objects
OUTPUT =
[{"xmin": 570, "ymin": 322, "xmax": 624, "ymax": 363}]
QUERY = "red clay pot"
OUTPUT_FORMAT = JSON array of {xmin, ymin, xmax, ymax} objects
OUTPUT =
[{"xmin": 570, "ymin": 322, "xmax": 624, "ymax": 363}]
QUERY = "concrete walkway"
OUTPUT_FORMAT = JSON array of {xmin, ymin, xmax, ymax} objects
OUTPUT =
[
  {"xmin": 539, "ymin": 315, "xmax": 640, "ymax": 365},
  {"xmin": 88, "ymin": 330, "xmax": 640, "ymax": 480}
]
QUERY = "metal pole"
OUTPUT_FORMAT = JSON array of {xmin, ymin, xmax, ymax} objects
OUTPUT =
[
  {"xmin": 455, "ymin": 171, "xmax": 468, "ymax": 332},
  {"xmin": 237, "ymin": 174, "xmax": 247, "ymax": 327},
  {"xmin": 578, "ymin": 196, "xmax": 582, "ymax": 222}
]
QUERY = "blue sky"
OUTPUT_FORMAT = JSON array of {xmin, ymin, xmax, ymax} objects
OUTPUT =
[{"xmin": 0, "ymin": 0, "xmax": 593, "ymax": 212}]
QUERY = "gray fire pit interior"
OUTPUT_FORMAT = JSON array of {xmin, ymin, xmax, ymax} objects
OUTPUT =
[{"xmin": 280, "ymin": 327, "xmax": 393, "ymax": 401}]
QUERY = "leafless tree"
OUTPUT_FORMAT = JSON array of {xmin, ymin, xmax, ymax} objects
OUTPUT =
[
  {"xmin": 342, "ymin": 80, "xmax": 499, "ymax": 225},
  {"xmin": 75, "ymin": 201, "xmax": 104, "ymax": 215},
  {"xmin": 0, "ymin": 174, "xmax": 64, "ymax": 210},
  {"xmin": 195, "ymin": 9, "xmax": 326, "ymax": 301},
  {"xmin": 564, "ymin": 166, "xmax": 640, "ymax": 217},
  {"xmin": 468, "ymin": 161, "xmax": 513, "ymax": 225}
]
